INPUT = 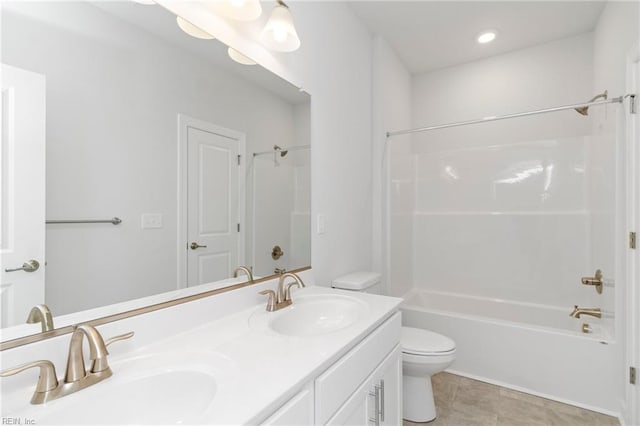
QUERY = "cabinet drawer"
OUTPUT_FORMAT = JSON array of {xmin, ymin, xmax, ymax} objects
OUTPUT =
[{"xmin": 315, "ymin": 312, "xmax": 401, "ymax": 424}]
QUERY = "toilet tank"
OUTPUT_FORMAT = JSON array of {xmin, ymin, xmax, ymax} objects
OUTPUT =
[{"xmin": 331, "ymin": 272, "xmax": 383, "ymax": 295}]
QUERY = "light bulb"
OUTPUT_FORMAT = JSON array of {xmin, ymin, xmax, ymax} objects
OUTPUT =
[{"xmin": 273, "ymin": 26, "xmax": 288, "ymax": 43}]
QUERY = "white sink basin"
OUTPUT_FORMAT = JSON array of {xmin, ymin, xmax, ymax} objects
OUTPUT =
[
  {"xmin": 11, "ymin": 352, "xmax": 233, "ymax": 425},
  {"xmin": 252, "ymin": 294, "xmax": 369, "ymax": 337}
]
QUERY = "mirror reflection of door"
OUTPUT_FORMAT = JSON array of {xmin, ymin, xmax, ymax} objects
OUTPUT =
[
  {"xmin": 183, "ymin": 116, "xmax": 244, "ymax": 287},
  {"xmin": 0, "ymin": 64, "xmax": 46, "ymax": 327}
]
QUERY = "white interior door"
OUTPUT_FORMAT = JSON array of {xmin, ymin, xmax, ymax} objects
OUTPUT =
[
  {"xmin": 0, "ymin": 64, "xmax": 46, "ymax": 327},
  {"xmin": 185, "ymin": 120, "xmax": 243, "ymax": 287}
]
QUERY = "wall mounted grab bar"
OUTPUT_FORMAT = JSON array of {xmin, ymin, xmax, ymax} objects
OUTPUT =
[{"xmin": 46, "ymin": 217, "xmax": 122, "ymax": 225}]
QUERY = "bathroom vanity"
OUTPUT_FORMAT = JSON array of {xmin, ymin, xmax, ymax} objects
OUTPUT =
[{"xmin": 0, "ymin": 272, "xmax": 403, "ymax": 425}]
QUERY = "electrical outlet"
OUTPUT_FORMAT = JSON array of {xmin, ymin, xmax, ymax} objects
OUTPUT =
[{"xmin": 141, "ymin": 213, "xmax": 163, "ymax": 229}]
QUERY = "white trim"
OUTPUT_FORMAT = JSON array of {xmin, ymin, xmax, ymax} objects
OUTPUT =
[
  {"xmin": 177, "ymin": 114, "xmax": 246, "ymax": 289},
  {"xmin": 624, "ymin": 41, "xmax": 640, "ymax": 426}
]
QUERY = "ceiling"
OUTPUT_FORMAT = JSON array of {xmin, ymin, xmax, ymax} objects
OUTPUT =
[{"xmin": 348, "ymin": 1, "xmax": 606, "ymax": 74}]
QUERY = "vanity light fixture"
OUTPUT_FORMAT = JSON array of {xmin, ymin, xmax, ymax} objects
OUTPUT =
[
  {"xmin": 477, "ymin": 30, "xmax": 497, "ymax": 44},
  {"xmin": 176, "ymin": 16, "xmax": 216, "ymax": 40},
  {"xmin": 214, "ymin": 0, "xmax": 263, "ymax": 21},
  {"xmin": 228, "ymin": 47, "xmax": 257, "ymax": 65},
  {"xmin": 260, "ymin": 0, "xmax": 301, "ymax": 52}
]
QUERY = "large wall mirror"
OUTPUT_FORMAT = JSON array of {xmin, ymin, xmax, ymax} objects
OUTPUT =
[{"xmin": 0, "ymin": 1, "xmax": 311, "ymax": 342}]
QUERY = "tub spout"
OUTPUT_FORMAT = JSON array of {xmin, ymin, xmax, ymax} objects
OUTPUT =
[{"xmin": 569, "ymin": 305, "xmax": 601, "ymax": 319}]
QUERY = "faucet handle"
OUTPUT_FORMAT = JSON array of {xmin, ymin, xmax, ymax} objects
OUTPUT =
[
  {"xmin": 91, "ymin": 331, "xmax": 134, "ymax": 373},
  {"xmin": 0, "ymin": 360, "xmax": 59, "ymax": 393},
  {"xmin": 104, "ymin": 331, "xmax": 135, "ymax": 348},
  {"xmin": 260, "ymin": 290, "xmax": 277, "ymax": 312}
]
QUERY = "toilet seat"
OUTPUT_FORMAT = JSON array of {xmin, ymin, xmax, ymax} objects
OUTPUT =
[{"xmin": 401, "ymin": 326, "xmax": 456, "ymax": 356}]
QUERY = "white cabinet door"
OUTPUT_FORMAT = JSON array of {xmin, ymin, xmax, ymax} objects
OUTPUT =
[
  {"xmin": 326, "ymin": 345, "xmax": 402, "ymax": 426},
  {"xmin": 261, "ymin": 386, "xmax": 313, "ymax": 426},
  {"xmin": 325, "ymin": 373, "xmax": 373, "ymax": 425},
  {"xmin": 378, "ymin": 346, "xmax": 402, "ymax": 426}
]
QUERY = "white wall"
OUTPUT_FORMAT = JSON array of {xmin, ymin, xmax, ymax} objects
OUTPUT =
[
  {"xmin": 408, "ymin": 34, "xmax": 596, "ymax": 309},
  {"xmin": 371, "ymin": 36, "xmax": 413, "ymax": 297},
  {"xmin": 256, "ymin": 2, "xmax": 374, "ymax": 286},
  {"xmin": 2, "ymin": 3, "xmax": 301, "ymax": 314}
]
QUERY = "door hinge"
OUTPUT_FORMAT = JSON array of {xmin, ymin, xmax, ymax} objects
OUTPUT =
[
  {"xmin": 630, "ymin": 232, "xmax": 637, "ymax": 249},
  {"xmin": 627, "ymin": 94, "xmax": 637, "ymax": 114},
  {"xmin": 237, "ymin": 155, "xmax": 241, "ymax": 165},
  {"xmin": 237, "ymin": 223, "xmax": 240, "ymax": 232},
  {"xmin": 631, "ymin": 366, "xmax": 637, "ymax": 385}
]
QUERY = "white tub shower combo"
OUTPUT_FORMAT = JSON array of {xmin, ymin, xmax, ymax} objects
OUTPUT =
[{"xmin": 385, "ymin": 30, "xmax": 634, "ymax": 417}]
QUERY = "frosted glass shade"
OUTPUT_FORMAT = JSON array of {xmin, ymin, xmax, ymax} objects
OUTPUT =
[
  {"xmin": 260, "ymin": 4, "xmax": 301, "ymax": 52},
  {"xmin": 176, "ymin": 16, "xmax": 215, "ymax": 40},
  {"xmin": 213, "ymin": 0, "xmax": 262, "ymax": 21},
  {"xmin": 228, "ymin": 47, "xmax": 257, "ymax": 65}
]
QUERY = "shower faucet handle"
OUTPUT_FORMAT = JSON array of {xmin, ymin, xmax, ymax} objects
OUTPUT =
[{"xmin": 581, "ymin": 269, "xmax": 603, "ymax": 294}]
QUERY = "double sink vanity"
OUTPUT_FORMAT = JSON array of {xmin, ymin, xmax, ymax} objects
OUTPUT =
[{"xmin": 1, "ymin": 271, "xmax": 403, "ymax": 425}]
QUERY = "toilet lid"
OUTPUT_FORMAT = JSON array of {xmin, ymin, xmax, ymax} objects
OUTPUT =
[{"xmin": 401, "ymin": 327, "xmax": 456, "ymax": 355}]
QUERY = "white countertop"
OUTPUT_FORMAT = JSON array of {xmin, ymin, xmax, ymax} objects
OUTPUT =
[{"xmin": 2, "ymin": 286, "xmax": 402, "ymax": 425}]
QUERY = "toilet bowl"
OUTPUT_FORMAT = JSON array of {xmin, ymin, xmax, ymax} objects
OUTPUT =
[
  {"xmin": 330, "ymin": 272, "xmax": 457, "ymax": 423},
  {"xmin": 401, "ymin": 327, "xmax": 456, "ymax": 422}
]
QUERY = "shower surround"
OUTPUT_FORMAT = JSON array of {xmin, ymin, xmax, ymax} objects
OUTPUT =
[{"xmin": 387, "ymin": 32, "xmax": 623, "ymax": 414}]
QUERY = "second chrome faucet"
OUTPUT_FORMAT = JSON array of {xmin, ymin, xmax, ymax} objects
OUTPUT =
[{"xmin": 259, "ymin": 272, "xmax": 305, "ymax": 312}]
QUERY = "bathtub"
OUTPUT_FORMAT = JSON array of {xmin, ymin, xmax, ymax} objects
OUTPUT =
[{"xmin": 401, "ymin": 289, "xmax": 621, "ymax": 416}]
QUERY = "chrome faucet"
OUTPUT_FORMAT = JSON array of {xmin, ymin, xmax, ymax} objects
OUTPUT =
[
  {"xmin": 0, "ymin": 325, "xmax": 133, "ymax": 404},
  {"xmin": 26, "ymin": 304, "xmax": 54, "ymax": 332},
  {"xmin": 259, "ymin": 272, "xmax": 305, "ymax": 312},
  {"xmin": 569, "ymin": 305, "xmax": 602, "ymax": 319},
  {"xmin": 233, "ymin": 265, "xmax": 254, "ymax": 282}
]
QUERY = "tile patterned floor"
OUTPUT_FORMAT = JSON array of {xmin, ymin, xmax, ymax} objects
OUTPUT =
[{"xmin": 402, "ymin": 372, "xmax": 619, "ymax": 426}]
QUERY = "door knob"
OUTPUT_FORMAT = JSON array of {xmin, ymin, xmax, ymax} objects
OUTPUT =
[
  {"xmin": 190, "ymin": 242, "xmax": 207, "ymax": 250},
  {"xmin": 5, "ymin": 259, "xmax": 40, "ymax": 273}
]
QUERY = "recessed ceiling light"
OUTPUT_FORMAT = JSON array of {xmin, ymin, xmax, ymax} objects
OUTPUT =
[{"xmin": 477, "ymin": 31, "xmax": 497, "ymax": 44}]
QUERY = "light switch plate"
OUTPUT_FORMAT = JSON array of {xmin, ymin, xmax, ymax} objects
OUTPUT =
[
  {"xmin": 141, "ymin": 213, "xmax": 163, "ymax": 229},
  {"xmin": 317, "ymin": 214, "xmax": 326, "ymax": 235}
]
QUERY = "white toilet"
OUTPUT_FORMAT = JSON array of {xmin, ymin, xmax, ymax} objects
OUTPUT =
[{"xmin": 332, "ymin": 272, "xmax": 456, "ymax": 423}]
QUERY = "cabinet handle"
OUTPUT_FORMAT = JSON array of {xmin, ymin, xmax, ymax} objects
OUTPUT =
[
  {"xmin": 368, "ymin": 385, "xmax": 380, "ymax": 426},
  {"xmin": 378, "ymin": 380, "xmax": 385, "ymax": 421}
]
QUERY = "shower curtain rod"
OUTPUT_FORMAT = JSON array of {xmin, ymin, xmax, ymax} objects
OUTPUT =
[
  {"xmin": 253, "ymin": 144, "xmax": 310, "ymax": 157},
  {"xmin": 386, "ymin": 95, "xmax": 628, "ymax": 138}
]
